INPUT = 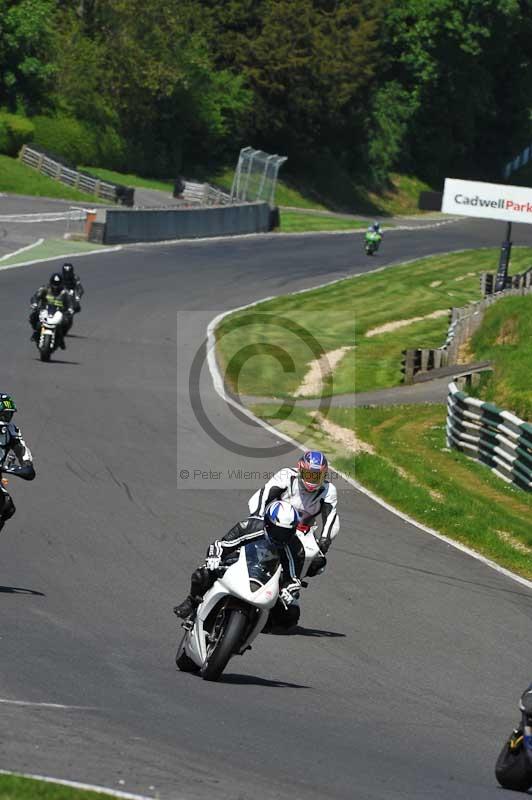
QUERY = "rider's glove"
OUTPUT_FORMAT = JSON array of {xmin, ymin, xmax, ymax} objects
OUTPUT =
[
  {"xmin": 279, "ymin": 579, "xmax": 302, "ymax": 609},
  {"xmin": 205, "ymin": 541, "xmax": 223, "ymax": 571}
]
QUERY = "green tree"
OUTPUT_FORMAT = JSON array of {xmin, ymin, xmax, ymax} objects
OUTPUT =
[
  {"xmin": 376, "ymin": 0, "xmax": 532, "ymax": 183},
  {"xmin": 0, "ymin": 0, "xmax": 57, "ymax": 113}
]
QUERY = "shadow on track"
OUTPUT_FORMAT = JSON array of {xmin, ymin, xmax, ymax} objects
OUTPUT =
[
  {"xmin": 264, "ymin": 626, "xmax": 345, "ymax": 638},
  {"xmin": 0, "ymin": 586, "xmax": 45, "ymax": 595},
  {"xmin": 221, "ymin": 673, "xmax": 309, "ymax": 688},
  {"xmin": 292, "ymin": 626, "xmax": 346, "ymax": 638},
  {"xmin": 34, "ymin": 358, "xmax": 81, "ymax": 366}
]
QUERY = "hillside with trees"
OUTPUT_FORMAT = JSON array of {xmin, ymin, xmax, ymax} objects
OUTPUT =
[{"xmin": 1, "ymin": 0, "xmax": 531, "ymax": 201}]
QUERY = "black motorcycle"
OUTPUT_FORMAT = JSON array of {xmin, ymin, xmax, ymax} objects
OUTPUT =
[{"xmin": 495, "ymin": 684, "xmax": 532, "ymax": 792}]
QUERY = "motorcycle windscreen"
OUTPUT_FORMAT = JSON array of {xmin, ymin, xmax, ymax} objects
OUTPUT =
[{"xmin": 244, "ymin": 537, "xmax": 281, "ymax": 591}]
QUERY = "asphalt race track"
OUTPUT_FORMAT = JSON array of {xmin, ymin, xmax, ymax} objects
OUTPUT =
[{"xmin": 0, "ymin": 219, "xmax": 531, "ymax": 800}]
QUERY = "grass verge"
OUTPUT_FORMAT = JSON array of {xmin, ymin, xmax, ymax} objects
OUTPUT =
[
  {"xmin": 0, "ymin": 239, "xmax": 109, "ymax": 267},
  {"xmin": 250, "ymin": 402, "xmax": 532, "ymax": 581},
  {"xmin": 279, "ymin": 210, "xmax": 367, "ymax": 233},
  {"xmin": 469, "ymin": 294, "xmax": 532, "ymax": 421},
  {"xmin": 0, "ymin": 773, "xmax": 129, "ymax": 800},
  {"xmin": 0, "ymin": 156, "xmax": 105, "ymax": 204},
  {"xmin": 216, "ymin": 247, "xmax": 532, "ymax": 398}
]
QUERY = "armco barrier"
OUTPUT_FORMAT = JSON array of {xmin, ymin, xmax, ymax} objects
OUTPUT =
[
  {"xmin": 19, "ymin": 145, "xmax": 134, "ymax": 206},
  {"xmin": 99, "ymin": 202, "xmax": 271, "ymax": 244},
  {"xmin": 446, "ymin": 382, "xmax": 532, "ymax": 491},
  {"xmin": 401, "ymin": 282, "xmax": 532, "ymax": 383}
]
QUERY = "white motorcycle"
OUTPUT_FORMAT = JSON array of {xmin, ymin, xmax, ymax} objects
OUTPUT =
[
  {"xmin": 176, "ymin": 536, "xmax": 282, "ymax": 681},
  {"xmin": 36, "ymin": 304, "xmax": 64, "ymax": 362}
]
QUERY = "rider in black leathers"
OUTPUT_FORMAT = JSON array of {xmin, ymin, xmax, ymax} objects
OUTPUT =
[
  {"xmin": 0, "ymin": 394, "xmax": 35, "ymax": 534},
  {"xmin": 29, "ymin": 272, "xmax": 74, "ymax": 348},
  {"xmin": 174, "ymin": 501, "xmax": 304, "ymax": 629},
  {"xmin": 61, "ymin": 262, "xmax": 84, "ymax": 313}
]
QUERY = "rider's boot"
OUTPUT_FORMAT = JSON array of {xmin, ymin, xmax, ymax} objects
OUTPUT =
[{"xmin": 173, "ymin": 595, "xmax": 200, "ymax": 619}]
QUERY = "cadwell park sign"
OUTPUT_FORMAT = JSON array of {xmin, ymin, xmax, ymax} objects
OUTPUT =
[{"xmin": 442, "ymin": 178, "xmax": 532, "ymax": 224}]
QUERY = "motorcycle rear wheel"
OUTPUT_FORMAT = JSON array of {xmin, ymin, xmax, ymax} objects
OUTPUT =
[
  {"xmin": 495, "ymin": 735, "xmax": 532, "ymax": 791},
  {"xmin": 200, "ymin": 607, "xmax": 247, "ymax": 682}
]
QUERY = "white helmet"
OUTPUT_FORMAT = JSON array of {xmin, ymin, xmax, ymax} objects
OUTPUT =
[{"xmin": 264, "ymin": 500, "xmax": 299, "ymax": 546}]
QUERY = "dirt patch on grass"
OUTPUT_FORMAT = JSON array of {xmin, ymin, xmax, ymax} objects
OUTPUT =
[
  {"xmin": 313, "ymin": 411, "xmax": 375, "ymax": 455},
  {"xmin": 495, "ymin": 317, "xmax": 519, "ymax": 346},
  {"xmin": 365, "ymin": 309, "xmax": 448, "ymax": 338},
  {"xmin": 430, "ymin": 280, "xmax": 442, "ymax": 288},
  {"xmin": 455, "ymin": 271, "xmax": 477, "ymax": 282},
  {"xmin": 295, "ymin": 346, "xmax": 354, "ymax": 397},
  {"xmin": 496, "ymin": 530, "xmax": 532, "ymax": 555}
]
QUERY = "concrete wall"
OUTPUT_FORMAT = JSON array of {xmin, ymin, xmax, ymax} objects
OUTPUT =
[{"xmin": 100, "ymin": 202, "xmax": 271, "ymax": 244}]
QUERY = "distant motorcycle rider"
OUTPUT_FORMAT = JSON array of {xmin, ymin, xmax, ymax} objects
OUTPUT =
[
  {"xmin": 248, "ymin": 451, "xmax": 339, "ymax": 580},
  {"xmin": 61, "ymin": 262, "xmax": 84, "ymax": 312},
  {"xmin": 29, "ymin": 272, "xmax": 74, "ymax": 348},
  {"xmin": 174, "ymin": 500, "xmax": 303, "ymax": 628},
  {"xmin": 367, "ymin": 221, "xmax": 382, "ymax": 235},
  {"xmin": 0, "ymin": 394, "xmax": 35, "ymax": 534}
]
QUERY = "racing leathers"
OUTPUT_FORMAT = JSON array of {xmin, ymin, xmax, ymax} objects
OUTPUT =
[
  {"xmin": 29, "ymin": 286, "xmax": 74, "ymax": 345},
  {"xmin": 62, "ymin": 273, "xmax": 84, "ymax": 312},
  {"xmin": 248, "ymin": 468, "xmax": 339, "ymax": 578},
  {"xmin": 174, "ymin": 515, "xmax": 303, "ymax": 627},
  {"xmin": 0, "ymin": 422, "xmax": 35, "ymax": 532}
]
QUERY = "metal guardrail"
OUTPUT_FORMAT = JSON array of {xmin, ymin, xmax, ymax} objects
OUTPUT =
[
  {"xmin": 19, "ymin": 145, "xmax": 133, "ymax": 204},
  {"xmin": 401, "ymin": 277, "xmax": 532, "ymax": 384},
  {"xmin": 481, "ymin": 267, "xmax": 532, "ymax": 296},
  {"xmin": 447, "ymin": 381, "xmax": 532, "ymax": 491},
  {"xmin": 180, "ymin": 181, "xmax": 231, "ymax": 206}
]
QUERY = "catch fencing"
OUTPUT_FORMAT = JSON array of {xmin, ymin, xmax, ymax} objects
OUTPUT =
[
  {"xmin": 447, "ymin": 382, "xmax": 532, "ymax": 492},
  {"xmin": 230, "ymin": 147, "xmax": 287, "ymax": 205},
  {"xmin": 19, "ymin": 145, "xmax": 134, "ymax": 205}
]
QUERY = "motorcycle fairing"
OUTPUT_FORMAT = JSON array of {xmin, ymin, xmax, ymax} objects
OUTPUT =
[{"xmin": 184, "ymin": 547, "xmax": 281, "ymax": 666}]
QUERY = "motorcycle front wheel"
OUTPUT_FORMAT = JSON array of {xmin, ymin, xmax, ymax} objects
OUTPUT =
[
  {"xmin": 495, "ymin": 734, "xmax": 532, "ymax": 791},
  {"xmin": 39, "ymin": 335, "xmax": 52, "ymax": 362},
  {"xmin": 200, "ymin": 607, "xmax": 247, "ymax": 682}
]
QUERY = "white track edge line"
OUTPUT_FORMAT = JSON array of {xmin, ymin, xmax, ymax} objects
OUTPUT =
[
  {"xmin": 0, "ymin": 697, "xmax": 95, "ymax": 709},
  {"xmin": 0, "ymin": 238, "xmax": 44, "ymax": 262},
  {"xmin": 206, "ymin": 260, "xmax": 532, "ymax": 593},
  {"xmin": 0, "ymin": 770, "xmax": 155, "ymax": 800}
]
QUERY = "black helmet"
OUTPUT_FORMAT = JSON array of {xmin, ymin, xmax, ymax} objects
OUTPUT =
[
  {"xmin": 0, "ymin": 393, "xmax": 17, "ymax": 423},
  {"xmin": 62, "ymin": 262, "xmax": 74, "ymax": 285},
  {"xmin": 49, "ymin": 272, "xmax": 63, "ymax": 296}
]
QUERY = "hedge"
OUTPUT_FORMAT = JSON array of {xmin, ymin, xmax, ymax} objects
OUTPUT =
[{"xmin": 0, "ymin": 112, "xmax": 34, "ymax": 156}]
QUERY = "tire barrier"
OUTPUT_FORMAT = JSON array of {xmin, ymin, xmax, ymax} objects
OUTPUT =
[
  {"xmin": 99, "ymin": 202, "xmax": 272, "ymax": 244},
  {"xmin": 447, "ymin": 381, "xmax": 532, "ymax": 491}
]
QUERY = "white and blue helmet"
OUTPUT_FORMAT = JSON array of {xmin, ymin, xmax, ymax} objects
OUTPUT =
[
  {"xmin": 298, "ymin": 450, "xmax": 328, "ymax": 492},
  {"xmin": 264, "ymin": 500, "xmax": 300, "ymax": 546}
]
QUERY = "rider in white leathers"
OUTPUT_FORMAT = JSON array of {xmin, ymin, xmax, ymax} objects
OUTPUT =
[{"xmin": 248, "ymin": 451, "xmax": 339, "ymax": 579}]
